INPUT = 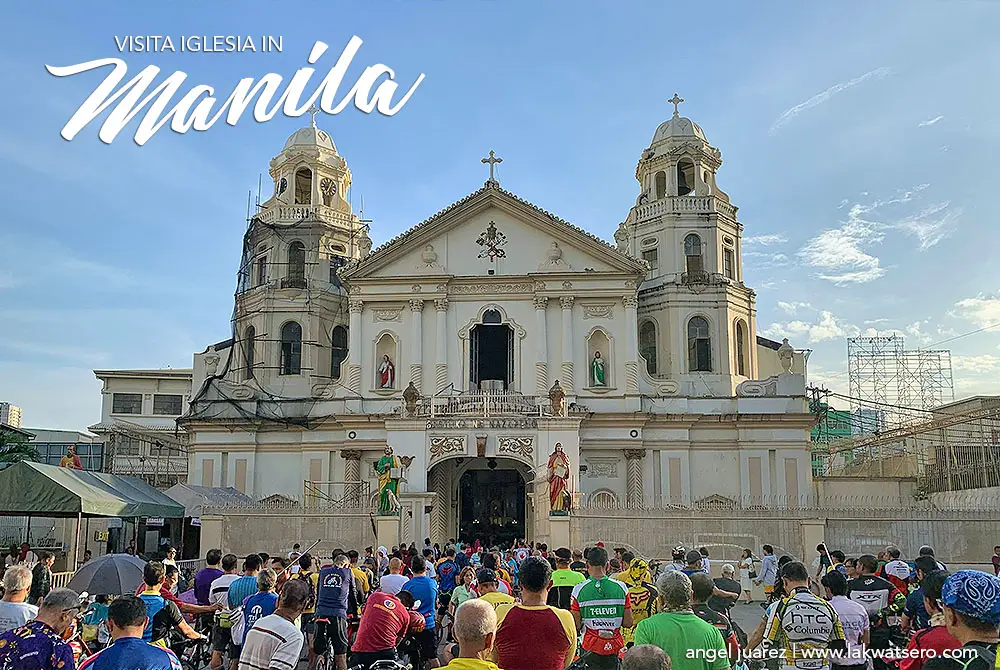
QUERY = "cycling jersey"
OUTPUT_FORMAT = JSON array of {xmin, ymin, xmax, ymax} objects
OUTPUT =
[
  {"xmin": 570, "ymin": 575, "xmax": 632, "ymax": 657},
  {"xmin": 138, "ymin": 589, "xmax": 183, "ymax": 643},
  {"xmin": 79, "ymin": 636, "xmax": 182, "ymax": 670},
  {"xmin": 847, "ymin": 574, "xmax": 906, "ymax": 629},
  {"xmin": 762, "ymin": 586, "xmax": 846, "ymax": 670},
  {"xmin": 242, "ymin": 591, "xmax": 278, "ymax": 633}
]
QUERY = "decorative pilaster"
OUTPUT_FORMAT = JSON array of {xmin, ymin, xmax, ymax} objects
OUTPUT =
[
  {"xmin": 347, "ymin": 299, "xmax": 364, "ymax": 392},
  {"xmin": 409, "ymin": 299, "xmax": 424, "ymax": 393},
  {"xmin": 623, "ymin": 295, "xmax": 640, "ymax": 393},
  {"xmin": 427, "ymin": 466, "xmax": 448, "ymax": 544},
  {"xmin": 625, "ymin": 449, "xmax": 645, "ymax": 506},
  {"xmin": 534, "ymin": 296, "xmax": 548, "ymax": 394},
  {"xmin": 434, "ymin": 298, "xmax": 449, "ymax": 392},
  {"xmin": 560, "ymin": 296, "xmax": 575, "ymax": 390},
  {"xmin": 341, "ymin": 449, "xmax": 363, "ymax": 508}
]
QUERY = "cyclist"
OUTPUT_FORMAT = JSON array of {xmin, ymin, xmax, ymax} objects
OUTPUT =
[
  {"xmin": 350, "ymin": 588, "xmax": 426, "ymax": 668},
  {"xmin": 570, "ymin": 546, "xmax": 633, "ymax": 670},
  {"xmin": 80, "ymin": 596, "xmax": 183, "ymax": 670},
  {"xmin": 137, "ymin": 561, "xmax": 203, "ymax": 647},
  {"xmin": 314, "ymin": 553, "xmax": 360, "ymax": 670}
]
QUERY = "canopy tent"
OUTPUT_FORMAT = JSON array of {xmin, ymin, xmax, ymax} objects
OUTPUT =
[
  {"xmin": 163, "ymin": 483, "xmax": 254, "ymax": 517},
  {"xmin": 0, "ymin": 461, "xmax": 184, "ymax": 519}
]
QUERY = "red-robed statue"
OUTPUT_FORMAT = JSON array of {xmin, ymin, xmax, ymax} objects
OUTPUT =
[{"xmin": 547, "ymin": 443, "xmax": 571, "ymax": 514}]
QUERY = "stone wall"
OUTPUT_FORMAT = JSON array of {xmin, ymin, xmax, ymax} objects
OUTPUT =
[{"xmin": 203, "ymin": 507, "xmax": 373, "ymax": 557}]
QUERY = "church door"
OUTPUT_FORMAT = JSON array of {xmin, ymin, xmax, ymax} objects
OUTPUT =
[
  {"xmin": 469, "ymin": 311, "xmax": 514, "ymax": 390},
  {"xmin": 458, "ymin": 467, "xmax": 525, "ymax": 546}
]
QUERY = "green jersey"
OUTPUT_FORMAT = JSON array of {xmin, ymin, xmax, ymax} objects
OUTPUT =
[{"xmin": 570, "ymin": 576, "xmax": 631, "ymax": 656}]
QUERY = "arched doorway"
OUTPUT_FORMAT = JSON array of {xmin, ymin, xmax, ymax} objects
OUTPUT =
[
  {"xmin": 459, "ymin": 466, "xmax": 525, "ymax": 546},
  {"xmin": 428, "ymin": 456, "xmax": 532, "ymax": 546},
  {"xmin": 470, "ymin": 309, "xmax": 513, "ymax": 390}
]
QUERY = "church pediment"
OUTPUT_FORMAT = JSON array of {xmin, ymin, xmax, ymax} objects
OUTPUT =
[{"xmin": 343, "ymin": 183, "xmax": 646, "ymax": 281}]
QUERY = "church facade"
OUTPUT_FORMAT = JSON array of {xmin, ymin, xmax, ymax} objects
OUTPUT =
[{"xmin": 177, "ymin": 101, "xmax": 814, "ymax": 547}]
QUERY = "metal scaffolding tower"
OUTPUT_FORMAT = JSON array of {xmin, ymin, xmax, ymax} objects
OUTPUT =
[{"xmin": 847, "ymin": 335, "xmax": 954, "ymax": 426}]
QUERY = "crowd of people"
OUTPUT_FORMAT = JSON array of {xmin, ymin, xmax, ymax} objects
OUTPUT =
[{"xmin": 0, "ymin": 538, "xmax": 999, "ymax": 670}]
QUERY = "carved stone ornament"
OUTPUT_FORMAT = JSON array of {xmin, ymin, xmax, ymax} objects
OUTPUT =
[
  {"xmin": 373, "ymin": 308, "xmax": 402, "ymax": 322},
  {"xmin": 736, "ymin": 376, "xmax": 778, "ymax": 397},
  {"xmin": 311, "ymin": 383, "xmax": 336, "ymax": 399},
  {"xmin": 614, "ymin": 222, "xmax": 629, "ymax": 252},
  {"xmin": 417, "ymin": 244, "xmax": 444, "ymax": 271},
  {"xmin": 587, "ymin": 459, "xmax": 619, "ymax": 479},
  {"xmin": 426, "ymin": 418, "xmax": 537, "ymax": 430},
  {"xmin": 204, "ymin": 347, "xmax": 221, "ymax": 376},
  {"xmin": 340, "ymin": 449, "xmax": 362, "ymax": 460},
  {"xmin": 449, "ymin": 282, "xmax": 534, "ymax": 295},
  {"xmin": 231, "ymin": 385, "xmax": 255, "ymax": 400},
  {"xmin": 538, "ymin": 241, "xmax": 572, "ymax": 271},
  {"xmin": 497, "ymin": 436, "xmax": 533, "ymax": 459},
  {"xmin": 778, "ymin": 337, "xmax": 795, "ymax": 374},
  {"xmin": 358, "ymin": 229, "xmax": 373, "ymax": 258},
  {"xmin": 429, "ymin": 436, "xmax": 466, "ymax": 460},
  {"xmin": 583, "ymin": 304, "xmax": 614, "ymax": 320},
  {"xmin": 402, "ymin": 381, "xmax": 420, "ymax": 416},
  {"xmin": 624, "ymin": 449, "xmax": 646, "ymax": 461}
]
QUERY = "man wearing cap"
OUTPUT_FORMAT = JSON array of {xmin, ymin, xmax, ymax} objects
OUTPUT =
[
  {"xmin": 548, "ymin": 548, "xmax": 586, "ymax": 611},
  {"xmin": 476, "ymin": 569, "xmax": 514, "ymax": 609},
  {"xmin": 0, "ymin": 588, "xmax": 84, "ymax": 670},
  {"xmin": 923, "ymin": 570, "xmax": 1000, "ymax": 670}
]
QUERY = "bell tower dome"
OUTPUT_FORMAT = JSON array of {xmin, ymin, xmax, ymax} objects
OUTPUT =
[{"xmin": 622, "ymin": 95, "xmax": 758, "ymax": 398}]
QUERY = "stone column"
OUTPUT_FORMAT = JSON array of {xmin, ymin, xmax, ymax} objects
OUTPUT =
[
  {"xmin": 427, "ymin": 466, "xmax": 449, "ymax": 544},
  {"xmin": 534, "ymin": 296, "xmax": 548, "ymax": 394},
  {"xmin": 560, "ymin": 296, "xmax": 574, "ymax": 390},
  {"xmin": 341, "ymin": 449, "xmax": 362, "ymax": 508},
  {"xmin": 623, "ymin": 295, "xmax": 640, "ymax": 393},
  {"xmin": 409, "ymin": 299, "xmax": 425, "ymax": 393},
  {"xmin": 625, "ymin": 449, "xmax": 645, "ymax": 506},
  {"xmin": 434, "ymin": 298, "xmax": 449, "ymax": 393},
  {"xmin": 348, "ymin": 299, "xmax": 363, "ymax": 392}
]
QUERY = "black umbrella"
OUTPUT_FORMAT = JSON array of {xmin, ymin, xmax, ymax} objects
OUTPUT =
[{"xmin": 67, "ymin": 553, "xmax": 146, "ymax": 595}]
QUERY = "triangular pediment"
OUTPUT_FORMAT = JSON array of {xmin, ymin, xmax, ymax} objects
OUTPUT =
[{"xmin": 344, "ymin": 183, "xmax": 646, "ymax": 281}]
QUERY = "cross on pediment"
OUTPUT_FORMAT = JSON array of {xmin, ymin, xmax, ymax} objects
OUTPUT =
[{"xmin": 481, "ymin": 150, "xmax": 503, "ymax": 184}]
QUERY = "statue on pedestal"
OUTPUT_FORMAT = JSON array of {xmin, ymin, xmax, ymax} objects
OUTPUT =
[
  {"xmin": 778, "ymin": 338, "xmax": 795, "ymax": 374},
  {"xmin": 402, "ymin": 382, "xmax": 420, "ymax": 416},
  {"xmin": 547, "ymin": 443, "xmax": 571, "ymax": 515},
  {"xmin": 548, "ymin": 380, "xmax": 565, "ymax": 415},
  {"xmin": 591, "ymin": 351, "xmax": 606, "ymax": 387},
  {"xmin": 375, "ymin": 446, "xmax": 403, "ymax": 515}
]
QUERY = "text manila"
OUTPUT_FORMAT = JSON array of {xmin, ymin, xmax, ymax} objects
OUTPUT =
[{"xmin": 45, "ymin": 38, "xmax": 425, "ymax": 145}]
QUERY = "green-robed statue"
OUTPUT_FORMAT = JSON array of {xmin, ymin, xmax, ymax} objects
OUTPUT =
[{"xmin": 375, "ymin": 445, "xmax": 402, "ymax": 515}]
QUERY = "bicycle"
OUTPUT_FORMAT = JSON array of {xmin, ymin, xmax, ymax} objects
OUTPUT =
[
  {"xmin": 170, "ymin": 633, "xmax": 213, "ymax": 670},
  {"xmin": 347, "ymin": 662, "xmax": 411, "ymax": 670}
]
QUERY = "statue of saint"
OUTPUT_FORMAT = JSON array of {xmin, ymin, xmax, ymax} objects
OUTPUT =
[
  {"xmin": 591, "ymin": 351, "xmax": 606, "ymax": 387},
  {"xmin": 548, "ymin": 380, "xmax": 565, "ymax": 415},
  {"xmin": 778, "ymin": 338, "xmax": 794, "ymax": 374},
  {"xmin": 379, "ymin": 354, "xmax": 395, "ymax": 389},
  {"xmin": 547, "ymin": 443, "xmax": 571, "ymax": 514},
  {"xmin": 375, "ymin": 446, "xmax": 401, "ymax": 515}
]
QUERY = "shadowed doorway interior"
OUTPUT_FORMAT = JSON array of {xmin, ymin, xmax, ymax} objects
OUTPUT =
[{"xmin": 458, "ymin": 467, "xmax": 525, "ymax": 547}]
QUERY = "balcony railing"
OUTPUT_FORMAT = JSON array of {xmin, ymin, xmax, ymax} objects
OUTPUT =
[
  {"xmin": 256, "ymin": 203, "xmax": 356, "ymax": 227},
  {"xmin": 631, "ymin": 195, "xmax": 738, "ymax": 223},
  {"xmin": 415, "ymin": 390, "xmax": 567, "ymax": 418}
]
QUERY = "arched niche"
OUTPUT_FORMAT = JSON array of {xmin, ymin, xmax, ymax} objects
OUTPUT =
[
  {"xmin": 585, "ymin": 326, "xmax": 614, "ymax": 390},
  {"xmin": 374, "ymin": 331, "xmax": 399, "ymax": 391}
]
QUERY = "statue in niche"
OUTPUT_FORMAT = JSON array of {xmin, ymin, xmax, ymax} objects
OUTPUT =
[
  {"xmin": 591, "ymin": 351, "xmax": 606, "ymax": 387},
  {"xmin": 548, "ymin": 380, "xmax": 565, "ymax": 415},
  {"xmin": 547, "ymin": 443, "xmax": 571, "ymax": 515},
  {"xmin": 379, "ymin": 354, "xmax": 395, "ymax": 389}
]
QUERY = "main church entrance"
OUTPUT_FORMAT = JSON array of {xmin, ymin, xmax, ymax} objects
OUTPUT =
[{"xmin": 458, "ymin": 467, "xmax": 525, "ymax": 546}]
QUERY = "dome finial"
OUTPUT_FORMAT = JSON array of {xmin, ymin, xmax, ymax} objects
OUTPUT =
[
  {"xmin": 308, "ymin": 104, "xmax": 320, "ymax": 128},
  {"xmin": 668, "ymin": 93, "xmax": 684, "ymax": 117}
]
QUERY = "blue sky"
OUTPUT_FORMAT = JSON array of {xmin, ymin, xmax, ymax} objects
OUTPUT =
[{"xmin": 2, "ymin": 1, "xmax": 999, "ymax": 429}]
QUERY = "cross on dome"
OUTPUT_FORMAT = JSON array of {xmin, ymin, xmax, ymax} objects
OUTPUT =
[
  {"xmin": 481, "ymin": 150, "xmax": 503, "ymax": 184},
  {"xmin": 308, "ymin": 104, "xmax": 320, "ymax": 128},
  {"xmin": 668, "ymin": 93, "xmax": 684, "ymax": 117}
]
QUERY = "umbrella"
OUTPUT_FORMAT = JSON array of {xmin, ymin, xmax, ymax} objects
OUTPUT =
[{"xmin": 67, "ymin": 553, "xmax": 146, "ymax": 595}]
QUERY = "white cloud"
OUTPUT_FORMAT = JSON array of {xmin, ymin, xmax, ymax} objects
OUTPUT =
[
  {"xmin": 763, "ymin": 310, "xmax": 860, "ymax": 343},
  {"xmin": 799, "ymin": 184, "xmax": 958, "ymax": 284},
  {"xmin": 776, "ymin": 301, "xmax": 813, "ymax": 315},
  {"xmin": 744, "ymin": 234, "xmax": 788, "ymax": 246},
  {"xmin": 952, "ymin": 354, "xmax": 1000, "ymax": 373},
  {"xmin": 769, "ymin": 67, "xmax": 893, "ymax": 135},
  {"xmin": 952, "ymin": 292, "xmax": 1000, "ymax": 328},
  {"xmin": 918, "ymin": 115, "xmax": 944, "ymax": 127}
]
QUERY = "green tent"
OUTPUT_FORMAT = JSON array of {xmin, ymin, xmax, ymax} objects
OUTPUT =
[{"xmin": 0, "ymin": 461, "xmax": 184, "ymax": 518}]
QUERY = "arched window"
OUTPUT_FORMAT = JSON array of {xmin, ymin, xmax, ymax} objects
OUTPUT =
[
  {"xmin": 684, "ymin": 234, "xmax": 703, "ymax": 275},
  {"xmin": 294, "ymin": 167, "xmax": 312, "ymax": 205},
  {"xmin": 331, "ymin": 325, "xmax": 348, "ymax": 379},
  {"xmin": 654, "ymin": 171, "xmax": 666, "ymax": 200},
  {"xmin": 677, "ymin": 159, "xmax": 695, "ymax": 196},
  {"xmin": 735, "ymin": 320, "xmax": 748, "ymax": 376},
  {"xmin": 687, "ymin": 316, "xmax": 712, "ymax": 372},
  {"xmin": 588, "ymin": 490, "xmax": 619, "ymax": 509},
  {"xmin": 482, "ymin": 309, "xmax": 502, "ymax": 325},
  {"xmin": 639, "ymin": 321, "xmax": 657, "ymax": 374},
  {"xmin": 244, "ymin": 326, "xmax": 256, "ymax": 380},
  {"xmin": 287, "ymin": 242, "xmax": 306, "ymax": 285},
  {"xmin": 280, "ymin": 322, "xmax": 302, "ymax": 375}
]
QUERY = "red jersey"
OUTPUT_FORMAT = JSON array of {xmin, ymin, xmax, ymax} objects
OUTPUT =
[
  {"xmin": 901, "ymin": 625, "xmax": 961, "ymax": 670},
  {"xmin": 495, "ymin": 604, "xmax": 577, "ymax": 670},
  {"xmin": 352, "ymin": 591, "xmax": 424, "ymax": 653}
]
